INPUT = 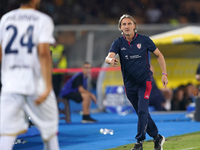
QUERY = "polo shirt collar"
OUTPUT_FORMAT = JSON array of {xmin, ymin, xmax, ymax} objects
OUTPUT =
[{"xmin": 123, "ymin": 33, "xmax": 138, "ymax": 42}]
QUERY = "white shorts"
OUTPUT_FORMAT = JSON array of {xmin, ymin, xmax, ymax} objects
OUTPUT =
[{"xmin": 0, "ymin": 91, "xmax": 59, "ymax": 141}]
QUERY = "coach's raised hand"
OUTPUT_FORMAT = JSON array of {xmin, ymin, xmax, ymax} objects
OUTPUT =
[
  {"xmin": 110, "ymin": 58, "xmax": 119, "ymax": 67},
  {"xmin": 105, "ymin": 52, "xmax": 118, "ymax": 67}
]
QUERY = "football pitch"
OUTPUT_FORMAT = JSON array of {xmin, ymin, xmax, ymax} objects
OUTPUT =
[
  {"xmin": 106, "ymin": 131, "xmax": 200, "ymax": 150},
  {"xmin": 16, "ymin": 112, "xmax": 200, "ymax": 150}
]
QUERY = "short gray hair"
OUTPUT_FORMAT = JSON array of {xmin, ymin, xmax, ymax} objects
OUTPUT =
[{"xmin": 118, "ymin": 14, "xmax": 138, "ymax": 34}]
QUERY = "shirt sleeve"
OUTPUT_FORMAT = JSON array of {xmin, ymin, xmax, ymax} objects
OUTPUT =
[
  {"xmin": 109, "ymin": 39, "xmax": 120, "ymax": 54},
  {"xmin": 146, "ymin": 37, "xmax": 156, "ymax": 52},
  {"xmin": 38, "ymin": 16, "xmax": 55, "ymax": 44},
  {"xmin": 72, "ymin": 74, "xmax": 83, "ymax": 88}
]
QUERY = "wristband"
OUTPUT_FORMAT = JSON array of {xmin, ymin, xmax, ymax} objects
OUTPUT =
[{"xmin": 162, "ymin": 73, "xmax": 167, "ymax": 76}]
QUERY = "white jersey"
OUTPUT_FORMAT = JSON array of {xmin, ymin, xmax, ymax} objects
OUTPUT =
[{"xmin": 0, "ymin": 9, "xmax": 55, "ymax": 95}]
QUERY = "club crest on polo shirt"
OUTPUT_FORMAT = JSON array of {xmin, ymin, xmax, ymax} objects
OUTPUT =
[{"xmin": 137, "ymin": 43, "xmax": 141, "ymax": 49}]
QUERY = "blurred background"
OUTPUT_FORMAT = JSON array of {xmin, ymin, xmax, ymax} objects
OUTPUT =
[
  {"xmin": 2, "ymin": 0, "xmax": 199, "ymax": 25},
  {"xmin": 1, "ymin": 0, "xmax": 200, "ymax": 112}
]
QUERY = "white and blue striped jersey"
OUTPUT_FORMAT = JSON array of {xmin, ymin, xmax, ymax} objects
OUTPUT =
[{"xmin": 0, "ymin": 8, "xmax": 55, "ymax": 95}]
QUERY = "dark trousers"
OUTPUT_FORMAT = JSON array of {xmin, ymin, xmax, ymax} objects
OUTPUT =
[
  {"xmin": 52, "ymin": 74, "xmax": 63, "ymax": 97},
  {"xmin": 125, "ymin": 80, "xmax": 158, "ymax": 141}
]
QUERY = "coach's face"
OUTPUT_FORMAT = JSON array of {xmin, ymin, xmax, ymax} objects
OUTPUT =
[
  {"xmin": 120, "ymin": 18, "xmax": 136, "ymax": 36},
  {"xmin": 82, "ymin": 64, "xmax": 91, "ymax": 77}
]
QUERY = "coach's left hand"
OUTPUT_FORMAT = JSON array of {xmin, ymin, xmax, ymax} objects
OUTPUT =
[{"xmin": 162, "ymin": 75, "xmax": 168, "ymax": 89}]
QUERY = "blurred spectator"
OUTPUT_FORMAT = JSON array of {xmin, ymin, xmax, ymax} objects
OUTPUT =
[
  {"xmin": 195, "ymin": 63, "xmax": 200, "ymax": 96},
  {"xmin": 178, "ymin": 16, "xmax": 189, "ymax": 24},
  {"xmin": 161, "ymin": 88, "xmax": 173, "ymax": 111},
  {"xmin": 171, "ymin": 86, "xmax": 185, "ymax": 111},
  {"xmin": 145, "ymin": 2, "xmax": 162, "ymax": 23},
  {"xmin": 195, "ymin": 63, "xmax": 200, "ymax": 81},
  {"xmin": 50, "ymin": 38, "xmax": 67, "ymax": 97},
  {"xmin": 172, "ymin": 85, "xmax": 192, "ymax": 110},
  {"xmin": 188, "ymin": 9, "xmax": 198, "ymax": 23},
  {"xmin": 171, "ymin": 84, "xmax": 195, "ymax": 111},
  {"xmin": 183, "ymin": 83, "xmax": 195, "ymax": 103},
  {"xmin": 1, "ymin": 0, "xmax": 200, "ymax": 25}
]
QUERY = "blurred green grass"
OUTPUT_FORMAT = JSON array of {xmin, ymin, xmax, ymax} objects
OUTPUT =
[{"xmin": 106, "ymin": 131, "xmax": 200, "ymax": 150}]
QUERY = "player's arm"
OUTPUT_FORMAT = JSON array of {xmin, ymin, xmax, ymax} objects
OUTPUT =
[
  {"xmin": 35, "ymin": 43, "xmax": 52, "ymax": 105},
  {"xmin": 105, "ymin": 52, "xmax": 118, "ymax": 67},
  {"xmin": 153, "ymin": 48, "xmax": 168, "ymax": 88}
]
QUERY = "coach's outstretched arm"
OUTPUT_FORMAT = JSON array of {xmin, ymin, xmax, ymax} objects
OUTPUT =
[
  {"xmin": 105, "ymin": 52, "xmax": 119, "ymax": 67},
  {"xmin": 35, "ymin": 43, "xmax": 52, "ymax": 105},
  {"xmin": 153, "ymin": 48, "xmax": 168, "ymax": 88}
]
